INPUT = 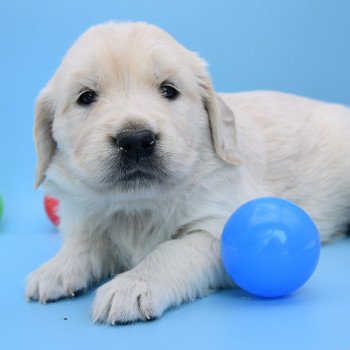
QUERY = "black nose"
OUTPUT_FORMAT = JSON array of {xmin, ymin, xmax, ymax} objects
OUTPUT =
[{"xmin": 115, "ymin": 129, "xmax": 156, "ymax": 162}]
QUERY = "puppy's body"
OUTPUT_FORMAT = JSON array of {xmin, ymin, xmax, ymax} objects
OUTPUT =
[{"xmin": 26, "ymin": 22, "xmax": 350, "ymax": 324}]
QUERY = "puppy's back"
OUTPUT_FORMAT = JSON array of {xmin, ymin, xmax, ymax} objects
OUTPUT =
[{"xmin": 221, "ymin": 90, "xmax": 350, "ymax": 241}]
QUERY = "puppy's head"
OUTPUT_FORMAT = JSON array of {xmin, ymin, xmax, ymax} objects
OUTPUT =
[{"xmin": 34, "ymin": 22, "xmax": 240, "ymax": 193}]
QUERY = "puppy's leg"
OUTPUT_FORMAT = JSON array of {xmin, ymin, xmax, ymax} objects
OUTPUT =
[
  {"xmin": 26, "ymin": 233, "xmax": 116, "ymax": 303},
  {"xmin": 92, "ymin": 231, "xmax": 232, "ymax": 324}
]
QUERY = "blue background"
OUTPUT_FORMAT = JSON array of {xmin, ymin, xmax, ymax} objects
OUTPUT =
[{"xmin": 0, "ymin": 1, "xmax": 349, "ymax": 349}]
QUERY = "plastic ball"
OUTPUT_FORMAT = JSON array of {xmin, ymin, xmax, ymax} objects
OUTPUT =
[
  {"xmin": 221, "ymin": 197, "xmax": 321, "ymax": 298},
  {"xmin": 44, "ymin": 195, "xmax": 60, "ymax": 226}
]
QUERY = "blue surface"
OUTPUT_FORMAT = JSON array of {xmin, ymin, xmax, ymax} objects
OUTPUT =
[{"xmin": 1, "ymin": 1, "xmax": 350, "ymax": 349}]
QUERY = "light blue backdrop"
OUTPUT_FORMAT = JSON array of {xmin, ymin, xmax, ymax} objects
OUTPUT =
[{"xmin": 1, "ymin": 2, "xmax": 350, "ymax": 349}]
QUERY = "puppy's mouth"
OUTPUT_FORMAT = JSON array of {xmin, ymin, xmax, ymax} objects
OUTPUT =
[
  {"xmin": 120, "ymin": 169, "xmax": 158, "ymax": 183},
  {"xmin": 101, "ymin": 159, "xmax": 170, "ymax": 190}
]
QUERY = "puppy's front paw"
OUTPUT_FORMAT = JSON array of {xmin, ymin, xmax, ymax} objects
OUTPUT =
[
  {"xmin": 26, "ymin": 257, "xmax": 92, "ymax": 303},
  {"xmin": 92, "ymin": 272, "xmax": 168, "ymax": 324}
]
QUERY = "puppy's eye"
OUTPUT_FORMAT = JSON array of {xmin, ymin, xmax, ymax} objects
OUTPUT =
[
  {"xmin": 160, "ymin": 83, "xmax": 179, "ymax": 100},
  {"xmin": 77, "ymin": 90, "xmax": 97, "ymax": 105}
]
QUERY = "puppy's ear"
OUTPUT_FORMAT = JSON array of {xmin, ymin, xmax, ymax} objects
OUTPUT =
[
  {"xmin": 191, "ymin": 57, "xmax": 240, "ymax": 165},
  {"xmin": 33, "ymin": 87, "xmax": 57, "ymax": 188}
]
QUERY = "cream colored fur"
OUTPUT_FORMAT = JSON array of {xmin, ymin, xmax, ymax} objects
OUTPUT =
[{"xmin": 26, "ymin": 22, "xmax": 350, "ymax": 324}]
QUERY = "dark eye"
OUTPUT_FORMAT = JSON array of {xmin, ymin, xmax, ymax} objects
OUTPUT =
[
  {"xmin": 77, "ymin": 90, "xmax": 97, "ymax": 105},
  {"xmin": 160, "ymin": 83, "xmax": 179, "ymax": 100}
]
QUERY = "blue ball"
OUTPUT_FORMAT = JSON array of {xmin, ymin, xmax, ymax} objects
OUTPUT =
[{"xmin": 221, "ymin": 197, "xmax": 321, "ymax": 298}]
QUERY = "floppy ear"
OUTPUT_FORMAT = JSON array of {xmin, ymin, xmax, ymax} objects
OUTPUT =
[
  {"xmin": 203, "ymin": 88, "xmax": 241, "ymax": 165},
  {"xmin": 33, "ymin": 87, "xmax": 57, "ymax": 188},
  {"xmin": 192, "ymin": 58, "xmax": 241, "ymax": 165}
]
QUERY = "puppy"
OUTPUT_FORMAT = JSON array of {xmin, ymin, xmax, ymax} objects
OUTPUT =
[{"xmin": 26, "ymin": 22, "xmax": 350, "ymax": 324}]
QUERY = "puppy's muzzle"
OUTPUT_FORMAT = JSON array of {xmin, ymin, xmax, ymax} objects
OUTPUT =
[
  {"xmin": 113, "ymin": 129, "xmax": 157, "ymax": 163},
  {"xmin": 104, "ymin": 128, "xmax": 167, "ymax": 187}
]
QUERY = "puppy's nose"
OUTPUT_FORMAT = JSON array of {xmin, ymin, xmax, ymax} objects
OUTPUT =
[{"xmin": 116, "ymin": 129, "xmax": 156, "ymax": 162}]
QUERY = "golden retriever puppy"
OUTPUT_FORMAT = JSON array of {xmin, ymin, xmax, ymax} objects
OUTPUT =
[{"xmin": 26, "ymin": 22, "xmax": 350, "ymax": 324}]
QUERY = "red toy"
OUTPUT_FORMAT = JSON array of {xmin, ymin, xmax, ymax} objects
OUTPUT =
[{"xmin": 44, "ymin": 195, "xmax": 60, "ymax": 226}]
